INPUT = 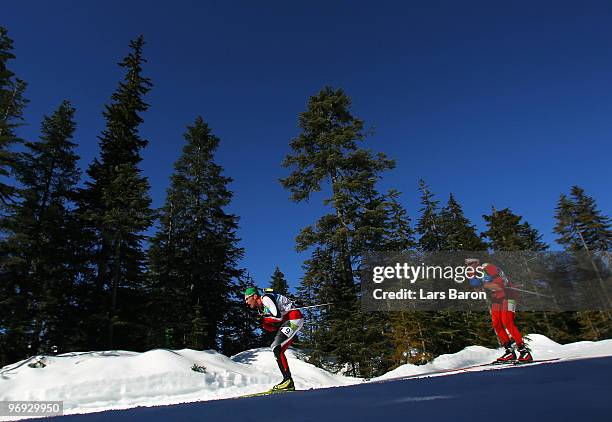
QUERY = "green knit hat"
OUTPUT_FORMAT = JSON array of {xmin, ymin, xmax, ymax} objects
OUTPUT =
[{"xmin": 244, "ymin": 287, "xmax": 259, "ymax": 299}]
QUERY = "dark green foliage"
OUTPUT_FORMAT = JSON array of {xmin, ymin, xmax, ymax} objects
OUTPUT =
[
  {"xmin": 282, "ymin": 87, "xmax": 412, "ymax": 377},
  {"xmin": 220, "ymin": 277, "xmax": 263, "ymax": 356},
  {"xmin": 0, "ymin": 101, "xmax": 82, "ymax": 364},
  {"xmin": 295, "ymin": 248, "xmax": 332, "ymax": 366},
  {"xmin": 270, "ymin": 267, "xmax": 289, "ymax": 295},
  {"xmin": 482, "ymin": 207, "xmax": 548, "ymax": 251},
  {"xmin": 78, "ymin": 36, "xmax": 154, "ymax": 349},
  {"xmin": 0, "ymin": 26, "xmax": 28, "ymax": 207},
  {"xmin": 416, "ymin": 182, "xmax": 486, "ymax": 252},
  {"xmin": 148, "ymin": 116, "xmax": 244, "ymax": 351},
  {"xmin": 189, "ymin": 301, "xmax": 207, "ymax": 350},
  {"xmin": 416, "ymin": 180, "xmax": 443, "ymax": 252},
  {"xmin": 411, "ymin": 185, "xmax": 491, "ymax": 360},
  {"xmin": 437, "ymin": 193, "xmax": 487, "ymax": 251},
  {"xmin": 381, "ymin": 189, "xmax": 415, "ymax": 251},
  {"xmin": 554, "ymin": 187, "xmax": 611, "ymax": 253},
  {"xmin": 553, "ymin": 186, "xmax": 612, "ymax": 340}
]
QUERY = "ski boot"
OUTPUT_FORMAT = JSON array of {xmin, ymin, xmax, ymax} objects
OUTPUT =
[
  {"xmin": 516, "ymin": 344, "xmax": 533, "ymax": 364},
  {"xmin": 271, "ymin": 377, "xmax": 295, "ymax": 392},
  {"xmin": 494, "ymin": 342, "xmax": 517, "ymax": 364}
]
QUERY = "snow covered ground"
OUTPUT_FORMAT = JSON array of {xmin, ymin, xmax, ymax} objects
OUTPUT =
[
  {"xmin": 0, "ymin": 347, "xmax": 357, "ymax": 420},
  {"xmin": 1, "ymin": 334, "xmax": 611, "ymax": 420},
  {"xmin": 374, "ymin": 333, "xmax": 612, "ymax": 380},
  {"xmin": 50, "ymin": 355, "xmax": 612, "ymax": 422}
]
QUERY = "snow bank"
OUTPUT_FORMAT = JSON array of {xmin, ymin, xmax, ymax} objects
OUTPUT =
[
  {"xmin": 373, "ymin": 334, "xmax": 612, "ymax": 380},
  {"xmin": 1, "ymin": 335, "xmax": 611, "ymax": 419},
  {"xmin": 0, "ymin": 347, "xmax": 356, "ymax": 419}
]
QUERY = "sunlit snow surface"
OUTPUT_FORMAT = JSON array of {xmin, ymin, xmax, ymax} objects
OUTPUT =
[{"xmin": 1, "ymin": 334, "xmax": 611, "ymax": 420}]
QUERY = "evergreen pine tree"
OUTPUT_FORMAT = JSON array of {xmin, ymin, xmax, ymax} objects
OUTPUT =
[
  {"xmin": 383, "ymin": 189, "xmax": 416, "ymax": 251},
  {"xmin": 0, "ymin": 26, "xmax": 28, "ymax": 207},
  {"xmin": 295, "ymin": 248, "xmax": 331, "ymax": 367},
  {"xmin": 554, "ymin": 194, "xmax": 578, "ymax": 250},
  {"xmin": 0, "ymin": 101, "xmax": 81, "ymax": 364},
  {"xmin": 482, "ymin": 207, "xmax": 560, "ymax": 345},
  {"xmin": 78, "ymin": 36, "xmax": 154, "ymax": 349},
  {"xmin": 430, "ymin": 195, "xmax": 490, "ymax": 354},
  {"xmin": 282, "ymin": 86, "xmax": 406, "ymax": 376},
  {"xmin": 189, "ymin": 301, "xmax": 207, "ymax": 350},
  {"xmin": 554, "ymin": 187, "xmax": 611, "ymax": 253},
  {"xmin": 270, "ymin": 267, "xmax": 289, "ymax": 295},
  {"xmin": 437, "ymin": 193, "xmax": 487, "ymax": 251},
  {"xmin": 416, "ymin": 180, "xmax": 443, "ymax": 252},
  {"xmin": 219, "ymin": 276, "xmax": 263, "ymax": 356},
  {"xmin": 412, "ymin": 182, "xmax": 454, "ymax": 358},
  {"xmin": 554, "ymin": 187, "xmax": 612, "ymax": 340},
  {"xmin": 517, "ymin": 220, "xmax": 549, "ymax": 252},
  {"xmin": 482, "ymin": 207, "xmax": 547, "ymax": 251},
  {"xmin": 148, "ymin": 116, "xmax": 243, "ymax": 350}
]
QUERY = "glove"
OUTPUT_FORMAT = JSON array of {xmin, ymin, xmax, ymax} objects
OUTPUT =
[{"xmin": 469, "ymin": 277, "xmax": 483, "ymax": 287}]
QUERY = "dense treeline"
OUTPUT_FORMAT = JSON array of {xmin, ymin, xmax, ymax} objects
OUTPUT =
[
  {"xmin": 286, "ymin": 91, "xmax": 611, "ymax": 377},
  {"xmin": 0, "ymin": 28, "xmax": 610, "ymax": 374},
  {"xmin": 0, "ymin": 29, "xmax": 255, "ymax": 366}
]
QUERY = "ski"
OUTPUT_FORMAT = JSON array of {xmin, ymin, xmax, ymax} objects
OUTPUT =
[
  {"xmin": 375, "ymin": 357, "xmax": 562, "ymax": 384},
  {"xmin": 237, "ymin": 389, "xmax": 297, "ymax": 399},
  {"xmin": 512, "ymin": 357, "xmax": 559, "ymax": 365}
]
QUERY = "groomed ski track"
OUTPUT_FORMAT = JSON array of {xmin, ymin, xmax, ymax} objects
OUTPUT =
[{"xmin": 34, "ymin": 355, "xmax": 612, "ymax": 422}]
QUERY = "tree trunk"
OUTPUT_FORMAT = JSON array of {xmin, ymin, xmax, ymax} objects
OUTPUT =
[{"xmin": 108, "ymin": 234, "xmax": 122, "ymax": 348}]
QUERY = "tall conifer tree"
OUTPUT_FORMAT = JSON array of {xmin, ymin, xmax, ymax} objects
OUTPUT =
[
  {"xmin": 79, "ymin": 36, "xmax": 154, "ymax": 349},
  {"xmin": 0, "ymin": 101, "xmax": 81, "ymax": 364},
  {"xmin": 554, "ymin": 186, "xmax": 612, "ymax": 340},
  {"xmin": 0, "ymin": 26, "xmax": 28, "ymax": 207},
  {"xmin": 270, "ymin": 267, "xmax": 289, "ymax": 295},
  {"xmin": 437, "ymin": 193, "xmax": 487, "ymax": 251},
  {"xmin": 554, "ymin": 187, "xmax": 611, "ymax": 253},
  {"xmin": 416, "ymin": 180, "xmax": 443, "ymax": 252},
  {"xmin": 282, "ymin": 87, "xmax": 408, "ymax": 376},
  {"xmin": 482, "ymin": 207, "xmax": 547, "ymax": 251},
  {"xmin": 148, "ymin": 117, "xmax": 243, "ymax": 350}
]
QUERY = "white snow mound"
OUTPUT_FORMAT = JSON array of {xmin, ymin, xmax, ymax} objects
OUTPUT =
[
  {"xmin": 0, "ymin": 347, "xmax": 356, "ymax": 418},
  {"xmin": 373, "ymin": 333, "xmax": 612, "ymax": 380}
]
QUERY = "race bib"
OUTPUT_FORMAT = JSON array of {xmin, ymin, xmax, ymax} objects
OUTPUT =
[
  {"xmin": 507, "ymin": 299, "xmax": 516, "ymax": 313},
  {"xmin": 280, "ymin": 326, "xmax": 293, "ymax": 337}
]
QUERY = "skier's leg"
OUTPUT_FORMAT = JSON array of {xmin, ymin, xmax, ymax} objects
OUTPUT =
[
  {"xmin": 271, "ymin": 332, "xmax": 292, "ymax": 380},
  {"xmin": 491, "ymin": 302, "xmax": 510, "ymax": 345},
  {"xmin": 492, "ymin": 302, "xmax": 516, "ymax": 362},
  {"xmin": 271, "ymin": 318, "xmax": 303, "ymax": 383},
  {"xmin": 501, "ymin": 299, "xmax": 524, "ymax": 346},
  {"xmin": 501, "ymin": 300, "xmax": 532, "ymax": 362},
  {"xmin": 277, "ymin": 338, "xmax": 294, "ymax": 377}
]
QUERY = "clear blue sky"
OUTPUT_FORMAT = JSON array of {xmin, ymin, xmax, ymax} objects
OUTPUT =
[{"xmin": 5, "ymin": 1, "xmax": 612, "ymax": 290}]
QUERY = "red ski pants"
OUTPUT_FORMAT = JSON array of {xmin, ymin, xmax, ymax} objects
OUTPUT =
[{"xmin": 491, "ymin": 299, "xmax": 523, "ymax": 347}]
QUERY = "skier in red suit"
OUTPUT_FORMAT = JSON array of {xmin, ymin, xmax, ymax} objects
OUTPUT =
[{"xmin": 466, "ymin": 258, "xmax": 533, "ymax": 363}]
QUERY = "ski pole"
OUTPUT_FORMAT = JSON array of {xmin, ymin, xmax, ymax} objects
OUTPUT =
[
  {"xmin": 294, "ymin": 302, "xmax": 334, "ymax": 310},
  {"xmin": 506, "ymin": 287, "xmax": 553, "ymax": 298}
]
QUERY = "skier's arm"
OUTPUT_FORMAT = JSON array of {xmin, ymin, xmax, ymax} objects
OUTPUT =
[
  {"xmin": 261, "ymin": 296, "xmax": 282, "ymax": 325},
  {"xmin": 483, "ymin": 279, "xmax": 502, "ymax": 291},
  {"xmin": 482, "ymin": 264, "xmax": 503, "ymax": 291}
]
